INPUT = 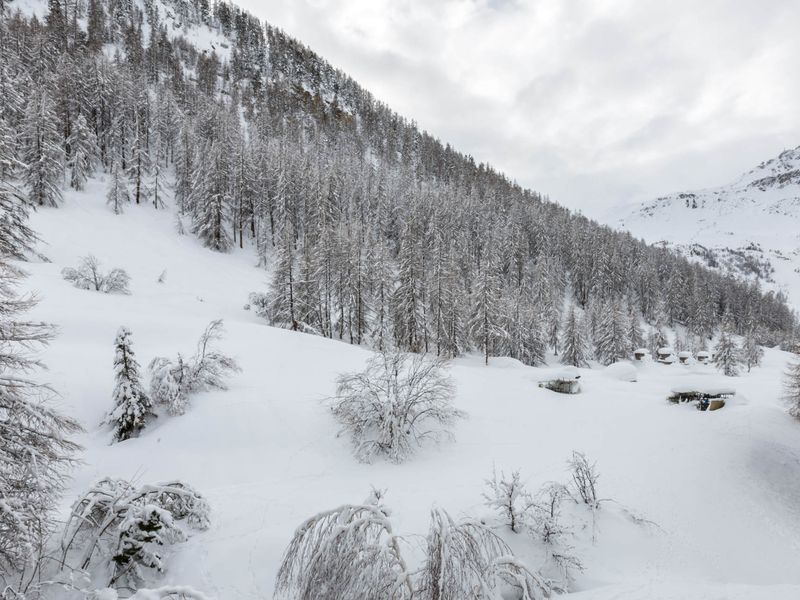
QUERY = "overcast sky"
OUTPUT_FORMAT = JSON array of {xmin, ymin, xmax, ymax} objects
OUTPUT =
[{"xmin": 237, "ymin": 0, "xmax": 800, "ymax": 217}]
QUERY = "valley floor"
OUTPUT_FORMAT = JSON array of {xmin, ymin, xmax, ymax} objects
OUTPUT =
[{"xmin": 21, "ymin": 182, "xmax": 800, "ymax": 598}]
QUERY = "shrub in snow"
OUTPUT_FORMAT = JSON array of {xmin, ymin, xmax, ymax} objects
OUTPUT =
[
  {"xmin": 62, "ymin": 255, "xmax": 131, "ymax": 294},
  {"xmin": 90, "ymin": 587, "xmax": 213, "ymax": 600},
  {"xmin": 0, "ymin": 261, "xmax": 81, "ymax": 591},
  {"xmin": 483, "ymin": 468, "xmax": 582, "ymax": 592},
  {"xmin": 274, "ymin": 490, "xmax": 549, "ymax": 600},
  {"xmin": 330, "ymin": 350, "xmax": 463, "ymax": 463},
  {"xmin": 108, "ymin": 327, "xmax": 154, "ymax": 442},
  {"xmin": 148, "ymin": 320, "xmax": 240, "ymax": 415},
  {"xmin": 567, "ymin": 451, "xmax": 599, "ymax": 509},
  {"xmin": 418, "ymin": 508, "xmax": 549, "ymax": 600},
  {"xmin": 60, "ymin": 478, "xmax": 210, "ymax": 591}
]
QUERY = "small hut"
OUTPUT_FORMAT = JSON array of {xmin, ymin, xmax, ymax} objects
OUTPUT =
[
  {"xmin": 668, "ymin": 385, "xmax": 734, "ymax": 411},
  {"xmin": 657, "ymin": 347, "xmax": 676, "ymax": 364},
  {"xmin": 633, "ymin": 348, "xmax": 648, "ymax": 361},
  {"xmin": 677, "ymin": 351, "xmax": 692, "ymax": 365},
  {"xmin": 538, "ymin": 367, "xmax": 581, "ymax": 394},
  {"xmin": 696, "ymin": 350, "xmax": 712, "ymax": 364}
]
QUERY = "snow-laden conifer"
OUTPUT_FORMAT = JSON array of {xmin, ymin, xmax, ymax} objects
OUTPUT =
[
  {"xmin": 560, "ymin": 305, "xmax": 591, "ymax": 368},
  {"xmin": 108, "ymin": 327, "xmax": 153, "ymax": 442},
  {"xmin": 714, "ymin": 324, "xmax": 741, "ymax": 377},
  {"xmin": 107, "ymin": 159, "xmax": 130, "ymax": 214}
]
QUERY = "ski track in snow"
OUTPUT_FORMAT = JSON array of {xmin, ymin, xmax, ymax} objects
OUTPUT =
[{"xmin": 18, "ymin": 181, "xmax": 800, "ymax": 599}]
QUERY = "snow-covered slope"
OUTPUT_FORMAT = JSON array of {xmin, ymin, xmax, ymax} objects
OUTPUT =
[
  {"xmin": 617, "ymin": 146, "xmax": 800, "ymax": 304},
  {"xmin": 18, "ymin": 183, "xmax": 800, "ymax": 598}
]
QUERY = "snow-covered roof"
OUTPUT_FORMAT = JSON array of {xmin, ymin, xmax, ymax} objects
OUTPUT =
[
  {"xmin": 540, "ymin": 366, "xmax": 581, "ymax": 382},
  {"xmin": 677, "ymin": 351, "xmax": 692, "ymax": 358},
  {"xmin": 634, "ymin": 348, "xmax": 648, "ymax": 354},
  {"xmin": 657, "ymin": 347, "xmax": 675, "ymax": 354},
  {"xmin": 696, "ymin": 350, "xmax": 712, "ymax": 357},
  {"xmin": 670, "ymin": 385, "xmax": 735, "ymax": 396}
]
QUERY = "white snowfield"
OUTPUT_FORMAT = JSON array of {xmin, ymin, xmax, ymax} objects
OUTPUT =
[
  {"xmin": 617, "ymin": 146, "xmax": 800, "ymax": 306},
  {"xmin": 21, "ymin": 183, "xmax": 800, "ymax": 599}
]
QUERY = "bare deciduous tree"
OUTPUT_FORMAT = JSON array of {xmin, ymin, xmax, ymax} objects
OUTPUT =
[
  {"xmin": 331, "ymin": 350, "xmax": 463, "ymax": 463},
  {"xmin": 61, "ymin": 255, "xmax": 131, "ymax": 294},
  {"xmin": 567, "ymin": 451, "xmax": 599, "ymax": 509}
]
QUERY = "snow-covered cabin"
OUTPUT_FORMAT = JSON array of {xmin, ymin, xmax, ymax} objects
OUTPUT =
[
  {"xmin": 668, "ymin": 385, "xmax": 734, "ymax": 411},
  {"xmin": 677, "ymin": 351, "xmax": 692, "ymax": 365},
  {"xmin": 657, "ymin": 347, "xmax": 676, "ymax": 364},
  {"xmin": 538, "ymin": 367, "xmax": 581, "ymax": 394},
  {"xmin": 633, "ymin": 348, "xmax": 648, "ymax": 361},
  {"xmin": 696, "ymin": 350, "xmax": 712, "ymax": 364}
]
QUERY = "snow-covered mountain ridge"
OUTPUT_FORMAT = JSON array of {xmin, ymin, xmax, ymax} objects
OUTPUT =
[{"xmin": 617, "ymin": 145, "xmax": 800, "ymax": 305}]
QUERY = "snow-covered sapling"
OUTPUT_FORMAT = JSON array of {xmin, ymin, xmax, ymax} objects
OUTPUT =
[
  {"xmin": 330, "ymin": 349, "xmax": 463, "ymax": 463},
  {"xmin": 483, "ymin": 468, "xmax": 534, "ymax": 533},
  {"xmin": 567, "ymin": 451, "xmax": 599, "ymax": 509},
  {"xmin": 60, "ymin": 478, "xmax": 210, "ymax": 591},
  {"xmin": 531, "ymin": 482, "xmax": 583, "ymax": 591},
  {"xmin": 61, "ymin": 255, "xmax": 131, "ymax": 294},
  {"xmin": 108, "ymin": 327, "xmax": 154, "ymax": 442},
  {"xmin": 148, "ymin": 320, "xmax": 240, "ymax": 415}
]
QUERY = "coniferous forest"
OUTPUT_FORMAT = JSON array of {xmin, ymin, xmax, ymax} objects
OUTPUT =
[{"xmin": 1, "ymin": 0, "xmax": 796, "ymax": 369}]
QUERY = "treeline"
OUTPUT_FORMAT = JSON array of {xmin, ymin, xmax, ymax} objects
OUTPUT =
[{"xmin": 0, "ymin": 0, "xmax": 796, "ymax": 367}]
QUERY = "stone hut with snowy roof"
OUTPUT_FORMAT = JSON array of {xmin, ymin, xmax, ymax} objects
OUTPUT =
[
  {"xmin": 538, "ymin": 367, "xmax": 581, "ymax": 394},
  {"xmin": 657, "ymin": 347, "xmax": 676, "ymax": 364}
]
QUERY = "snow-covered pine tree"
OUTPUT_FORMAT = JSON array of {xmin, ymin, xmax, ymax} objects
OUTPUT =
[
  {"xmin": 0, "ymin": 261, "xmax": 80, "ymax": 588},
  {"xmin": 66, "ymin": 113, "xmax": 98, "ymax": 190},
  {"xmin": 191, "ymin": 143, "xmax": 233, "ymax": 252},
  {"xmin": 560, "ymin": 304, "xmax": 591, "ymax": 368},
  {"xmin": 127, "ymin": 112, "xmax": 152, "ymax": 205},
  {"xmin": 22, "ymin": 92, "xmax": 63, "ymax": 207},
  {"xmin": 594, "ymin": 299, "xmax": 629, "ymax": 365},
  {"xmin": 714, "ymin": 322, "xmax": 741, "ymax": 377},
  {"xmin": 741, "ymin": 330, "xmax": 764, "ymax": 372},
  {"xmin": 107, "ymin": 159, "xmax": 130, "ymax": 214},
  {"xmin": 0, "ymin": 180, "xmax": 37, "ymax": 260},
  {"xmin": 626, "ymin": 302, "xmax": 645, "ymax": 351},
  {"xmin": 109, "ymin": 327, "xmax": 153, "ymax": 442},
  {"xmin": 467, "ymin": 255, "xmax": 506, "ymax": 365},
  {"xmin": 785, "ymin": 354, "xmax": 800, "ymax": 418}
]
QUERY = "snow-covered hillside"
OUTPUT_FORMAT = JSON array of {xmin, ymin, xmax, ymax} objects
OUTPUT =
[
  {"xmin": 617, "ymin": 146, "xmax": 800, "ymax": 305},
  {"xmin": 18, "ymin": 183, "xmax": 800, "ymax": 598}
]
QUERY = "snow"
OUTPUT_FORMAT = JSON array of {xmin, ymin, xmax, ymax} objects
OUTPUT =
[
  {"xmin": 616, "ymin": 146, "xmax": 800, "ymax": 307},
  {"xmin": 18, "ymin": 180, "xmax": 800, "ymax": 598},
  {"xmin": 602, "ymin": 362, "xmax": 637, "ymax": 382}
]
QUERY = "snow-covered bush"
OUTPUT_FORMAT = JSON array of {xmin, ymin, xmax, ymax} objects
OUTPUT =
[
  {"xmin": 148, "ymin": 320, "xmax": 240, "ymax": 415},
  {"xmin": 60, "ymin": 478, "xmax": 210, "ymax": 591},
  {"xmin": 62, "ymin": 255, "xmax": 131, "ymax": 294},
  {"xmin": 274, "ymin": 489, "xmax": 413, "ymax": 600},
  {"xmin": 418, "ymin": 508, "xmax": 549, "ymax": 600},
  {"xmin": 274, "ymin": 491, "xmax": 549, "ymax": 600},
  {"xmin": 108, "ymin": 327, "xmax": 154, "ymax": 442},
  {"xmin": 568, "ymin": 451, "xmax": 600, "ymax": 509},
  {"xmin": 330, "ymin": 350, "xmax": 463, "ymax": 463}
]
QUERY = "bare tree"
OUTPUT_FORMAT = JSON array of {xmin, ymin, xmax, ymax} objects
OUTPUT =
[
  {"xmin": 567, "ymin": 451, "xmax": 599, "ymax": 509},
  {"xmin": 330, "ymin": 350, "xmax": 463, "ymax": 463},
  {"xmin": 785, "ymin": 355, "xmax": 800, "ymax": 418},
  {"xmin": 61, "ymin": 255, "xmax": 131, "ymax": 294}
]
